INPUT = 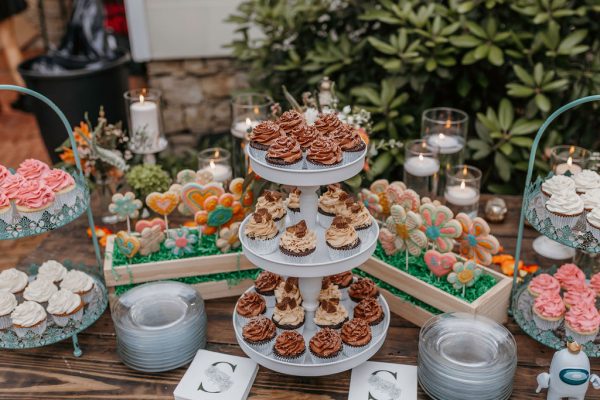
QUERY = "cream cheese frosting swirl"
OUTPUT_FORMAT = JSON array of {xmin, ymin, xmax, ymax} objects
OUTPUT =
[
  {"xmin": 573, "ymin": 169, "xmax": 600, "ymax": 193},
  {"xmin": 326, "ymin": 216, "xmax": 359, "ymax": 248},
  {"xmin": 279, "ymin": 220, "xmax": 317, "ymax": 253},
  {"xmin": 546, "ymin": 191, "xmax": 584, "ymax": 215},
  {"xmin": 314, "ymin": 299, "xmax": 348, "ymax": 326},
  {"xmin": 47, "ymin": 289, "xmax": 82, "ymax": 315},
  {"xmin": 11, "ymin": 301, "xmax": 46, "ymax": 327},
  {"xmin": 581, "ymin": 189, "xmax": 600, "ymax": 210},
  {"xmin": 244, "ymin": 208, "xmax": 279, "ymax": 240},
  {"xmin": 272, "ymin": 297, "xmax": 305, "ymax": 326},
  {"xmin": 0, "ymin": 291, "xmax": 17, "ymax": 316},
  {"xmin": 1, "ymin": 174, "xmax": 25, "ymax": 200},
  {"xmin": 16, "ymin": 180, "xmax": 55, "ymax": 209},
  {"xmin": 277, "ymin": 110, "xmax": 306, "ymax": 135},
  {"xmin": 286, "ymin": 188, "xmax": 301, "ymax": 211},
  {"xmin": 318, "ymin": 184, "xmax": 346, "ymax": 214},
  {"xmin": 541, "ymin": 175, "xmax": 575, "ymax": 196},
  {"xmin": 587, "ymin": 207, "xmax": 600, "ymax": 228},
  {"xmin": 42, "ymin": 169, "xmax": 75, "ymax": 193},
  {"xmin": 23, "ymin": 279, "xmax": 58, "ymax": 303},
  {"xmin": 275, "ymin": 278, "xmax": 302, "ymax": 304},
  {"xmin": 256, "ymin": 191, "xmax": 286, "ymax": 220},
  {"xmin": 339, "ymin": 201, "xmax": 372, "ymax": 228},
  {"xmin": 60, "ymin": 270, "xmax": 94, "ymax": 293},
  {"xmin": 17, "ymin": 159, "xmax": 50, "ymax": 181},
  {"xmin": 37, "ymin": 260, "xmax": 68, "ymax": 283},
  {"xmin": 565, "ymin": 303, "xmax": 600, "ymax": 333},
  {"xmin": 533, "ymin": 292, "xmax": 565, "ymax": 318},
  {"xmin": 0, "ymin": 268, "xmax": 28, "ymax": 293}
]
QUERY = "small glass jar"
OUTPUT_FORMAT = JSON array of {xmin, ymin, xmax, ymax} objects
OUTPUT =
[
  {"xmin": 550, "ymin": 145, "xmax": 590, "ymax": 175},
  {"xmin": 403, "ymin": 139, "xmax": 439, "ymax": 198},
  {"xmin": 123, "ymin": 88, "xmax": 167, "ymax": 154},
  {"xmin": 444, "ymin": 165, "xmax": 481, "ymax": 218},
  {"xmin": 197, "ymin": 148, "xmax": 232, "ymax": 184}
]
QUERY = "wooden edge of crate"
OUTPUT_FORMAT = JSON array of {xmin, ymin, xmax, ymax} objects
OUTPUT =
[
  {"xmin": 380, "ymin": 288, "xmax": 434, "ymax": 327},
  {"xmin": 103, "ymin": 235, "xmax": 252, "ymax": 287}
]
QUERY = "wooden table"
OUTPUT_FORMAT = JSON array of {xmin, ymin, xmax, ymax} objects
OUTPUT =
[{"xmin": 2, "ymin": 195, "xmax": 600, "ymax": 399}]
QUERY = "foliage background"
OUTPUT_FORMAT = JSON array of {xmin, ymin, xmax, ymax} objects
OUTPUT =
[{"xmin": 227, "ymin": 0, "xmax": 600, "ymax": 194}]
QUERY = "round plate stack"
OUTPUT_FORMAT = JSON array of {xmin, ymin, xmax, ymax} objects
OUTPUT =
[
  {"xmin": 418, "ymin": 312, "xmax": 517, "ymax": 400},
  {"xmin": 112, "ymin": 281, "xmax": 207, "ymax": 372}
]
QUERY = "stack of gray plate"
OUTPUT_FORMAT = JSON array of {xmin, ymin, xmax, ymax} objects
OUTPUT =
[
  {"xmin": 418, "ymin": 312, "xmax": 517, "ymax": 400},
  {"xmin": 112, "ymin": 281, "xmax": 207, "ymax": 372}
]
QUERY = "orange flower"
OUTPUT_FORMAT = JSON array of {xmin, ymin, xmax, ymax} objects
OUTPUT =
[
  {"xmin": 494, "ymin": 253, "xmax": 539, "ymax": 278},
  {"xmin": 86, "ymin": 226, "xmax": 113, "ymax": 247}
]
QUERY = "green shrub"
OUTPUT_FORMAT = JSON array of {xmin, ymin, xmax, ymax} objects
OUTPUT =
[{"xmin": 227, "ymin": 0, "xmax": 600, "ymax": 194}]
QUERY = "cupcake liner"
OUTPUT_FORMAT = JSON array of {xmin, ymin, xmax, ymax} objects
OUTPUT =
[
  {"xmin": 309, "ymin": 349, "xmax": 343, "ymax": 364},
  {"xmin": 280, "ymin": 249, "xmax": 316, "ymax": 264},
  {"xmin": 343, "ymin": 342, "xmax": 370, "ymax": 357},
  {"xmin": 0, "ymin": 314, "xmax": 11, "ymax": 330},
  {"xmin": 244, "ymin": 336, "xmax": 275, "ymax": 355},
  {"xmin": 565, "ymin": 325, "xmax": 598, "ymax": 344},
  {"xmin": 306, "ymin": 160, "xmax": 342, "ymax": 170},
  {"xmin": 532, "ymin": 314, "xmax": 562, "ymax": 331},
  {"xmin": 249, "ymin": 146, "xmax": 267, "ymax": 160},
  {"xmin": 0, "ymin": 207, "xmax": 15, "ymax": 225},
  {"xmin": 286, "ymin": 210, "xmax": 302, "ymax": 225},
  {"xmin": 266, "ymin": 158, "xmax": 304, "ymax": 170},
  {"xmin": 16, "ymin": 207, "xmax": 51, "ymax": 223},
  {"xmin": 273, "ymin": 350, "xmax": 306, "ymax": 364},
  {"xmin": 318, "ymin": 213, "xmax": 335, "ymax": 229},
  {"xmin": 274, "ymin": 216, "xmax": 287, "ymax": 232},
  {"xmin": 13, "ymin": 318, "xmax": 47, "ymax": 338},
  {"xmin": 587, "ymin": 220, "xmax": 600, "ymax": 243},
  {"xmin": 53, "ymin": 186, "xmax": 79, "ymax": 211},
  {"xmin": 80, "ymin": 285, "xmax": 96, "ymax": 305},
  {"xmin": 275, "ymin": 323, "xmax": 305, "ymax": 335},
  {"xmin": 236, "ymin": 310, "xmax": 266, "ymax": 326},
  {"xmin": 355, "ymin": 225, "xmax": 373, "ymax": 242},
  {"xmin": 246, "ymin": 234, "xmax": 279, "ymax": 255},
  {"xmin": 342, "ymin": 150, "xmax": 363, "ymax": 164},
  {"xmin": 547, "ymin": 209, "xmax": 583, "ymax": 230},
  {"xmin": 327, "ymin": 242, "xmax": 361, "ymax": 261},
  {"xmin": 370, "ymin": 317, "xmax": 385, "ymax": 336},
  {"xmin": 52, "ymin": 306, "xmax": 84, "ymax": 327}
]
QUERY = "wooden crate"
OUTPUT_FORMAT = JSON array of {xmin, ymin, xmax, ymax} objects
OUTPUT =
[
  {"xmin": 103, "ymin": 235, "xmax": 255, "ymax": 309},
  {"xmin": 360, "ymin": 256, "xmax": 512, "ymax": 326}
]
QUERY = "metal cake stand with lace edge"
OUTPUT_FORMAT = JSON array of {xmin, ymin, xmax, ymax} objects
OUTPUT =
[
  {"xmin": 512, "ymin": 94, "xmax": 600, "ymax": 355},
  {"xmin": 0, "ymin": 84, "xmax": 106, "ymax": 357}
]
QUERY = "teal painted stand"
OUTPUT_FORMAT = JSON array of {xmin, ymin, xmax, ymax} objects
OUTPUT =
[{"xmin": 0, "ymin": 85, "xmax": 106, "ymax": 357}]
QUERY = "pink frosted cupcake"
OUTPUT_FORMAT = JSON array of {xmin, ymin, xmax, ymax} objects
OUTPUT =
[
  {"xmin": 563, "ymin": 286, "xmax": 596, "ymax": 309},
  {"xmin": 0, "ymin": 193, "xmax": 12, "ymax": 224},
  {"xmin": 554, "ymin": 263, "xmax": 586, "ymax": 291},
  {"xmin": 565, "ymin": 303, "xmax": 600, "ymax": 344},
  {"xmin": 0, "ymin": 165, "xmax": 10, "ymax": 186},
  {"xmin": 590, "ymin": 273, "xmax": 600, "ymax": 296},
  {"xmin": 1, "ymin": 174, "xmax": 25, "ymax": 201},
  {"xmin": 15, "ymin": 180, "xmax": 55, "ymax": 220},
  {"xmin": 16, "ymin": 159, "xmax": 50, "ymax": 181},
  {"xmin": 42, "ymin": 169, "xmax": 77, "ymax": 208},
  {"xmin": 532, "ymin": 292, "xmax": 565, "ymax": 331},
  {"xmin": 527, "ymin": 273, "xmax": 561, "ymax": 298}
]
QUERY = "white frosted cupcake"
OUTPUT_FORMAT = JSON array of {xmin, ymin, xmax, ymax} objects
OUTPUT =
[
  {"xmin": 0, "ymin": 291, "xmax": 17, "ymax": 330},
  {"xmin": 37, "ymin": 260, "xmax": 68, "ymax": 283},
  {"xmin": 11, "ymin": 301, "xmax": 47, "ymax": 338},
  {"xmin": 587, "ymin": 207, "xmax": 600, "ymax": 242},
  {"xmin": 545, "ymin": 190, "xmax": 584, "ymax": 229},
  {"xmin": 0, "ymin": 268, "xmax": 29, "ymax": 298},
  {"xmin": 244, "ymin": 208, "xmax": 279, "ymax": 255},
  {"xmin": 581, "ymin": 189, "xmax": 600, "ymax": 214},
  {"xmin": 47, "ymin": 290, "xmax": 84, "ymax": 327},
  {"xmin": 60, "ymin": 270, "xmax": 96, "ymax": 304},
  {"xmin": 573, "ymin": 169, "xmax": 600, "ymax": 194},
  {"xmin": 541, "ymin": 175, "xmax": 575, "ymax": 200},
  {"xmin": 23, "ymin": 278, "xmax": 57, "ymax": 305}
]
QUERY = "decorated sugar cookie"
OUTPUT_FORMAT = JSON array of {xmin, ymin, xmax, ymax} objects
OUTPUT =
[
  {"xmin": 194, "ymin": 193, "xmax": 243, "ymax": 234},
  {"xmin": 396, "ymin": 188, "xmax": 420, "ymax": 212},
  {"xmin": 135, "ymin": 218, "xmax": 167, "ymax": 233},
  {"xmin": 359, "ymin": 179, "xmax": 408, "ymax": 220},
  {"xmin": 146, "ymin": 190, "xmax": 179, "ymax": 229},
  {"xmin": 378, "ymin": 228, "xmax": 398, "ymax": 256},
  {"xmin": 229, "ymin": 177, "xmax": 254, "ymax": 207},
  {"xmin": 176, "ymin": 169, "xmax": 198, "ymax": 185},
  {"xmin": 181, "ymin": 182, "xmax": 225, "ymax": 214},
  {"xmin": 196, "ymin": 169, "xmax": 214, "ymax": 185},
  {"xmin": 419, "ymin": 203, "xmax": 461, "ymax": 253},
  {"xmin": 139, "ymin": 225, "xmax": 165, "ymax": 256},
  {"xmin": 455, "ymin": 213, "xmax": 500, "ymax": 266},
  {"xmin": 384, "ymin": 204, "xmax": 427, "ymax": 257},
  {"xmin": 115, "ymin": 231, "xmax": 140, "ymax": 259},
  {"xmin": 424, "ymin": 249, "xmax": 457, "ymax": 278},
  {"xmin": 447, "ymin": 260, "xmax": 482, "ymax": 296},
  {"xmin": 165, "ymin": 227, "xmax": 198, "ymax": 256},
  {"xmin": 216, "ymin": 222, "xmax": 241, "ymax": 253},
  {"xmin": 109, "ymin": 192, "xmax": 143, "ymax": 232}
]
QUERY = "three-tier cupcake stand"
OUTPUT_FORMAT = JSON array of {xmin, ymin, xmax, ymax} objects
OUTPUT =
[{"xmin": 233, "ymin": 147, "xmax": 390, "ymax": 376}]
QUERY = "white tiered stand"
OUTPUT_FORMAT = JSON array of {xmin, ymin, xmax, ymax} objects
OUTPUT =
[{"xmin": 233, "ymin": 148, "xmax": 390, "ymax": 376}]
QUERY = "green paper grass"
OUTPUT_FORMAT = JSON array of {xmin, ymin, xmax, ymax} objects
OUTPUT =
[{"xmin": 373, "ymin": 242, "xmax": 496, "ymax": 304}]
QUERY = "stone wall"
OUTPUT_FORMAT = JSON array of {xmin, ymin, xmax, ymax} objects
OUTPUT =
[{"xmin": 148, "ymin": 59, "xmax": 247, "ymax": 137}]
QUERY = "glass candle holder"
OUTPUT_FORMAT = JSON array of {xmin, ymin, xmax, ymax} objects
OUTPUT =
[
  {"xmin": 550, "ymin": 145, "xmax": 591, "ymax": 175},
  {"xmin": 403, "ymin": 139, "xmax": 440, "ymax": 198},
  {"xmin": 123, "ymin": 88, "xmax": 167, "ymax": 154},
  {"xmin": 444, "ymin": 165, "xmax": 481, "ymax": 218},
  {"xmin": 198, "ymin": 148, "xmax": 232, "ymax": 184}
]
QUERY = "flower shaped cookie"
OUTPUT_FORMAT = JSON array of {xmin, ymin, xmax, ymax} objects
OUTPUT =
[
  {"xmin": 419, "ymin": 203, "xmax": 461, "ymax": 253},
  {"xmin": 359, "ymin": 179, "xmax": 406, "ymax": 219},
  {"xmin": 216, "ymin": 222, "xmax": 241, "ymax": 253},
  {"xmin": 455, "ymin": 213, "xmax": 500, "ymax": 266},
  {"xmin": 165, "ymin": 228, "xmax": 198, "ymax": 256},
  {"xmin": 194, "ymin": 193, "xmax": 244, "ymax": 234},
  {"xmin": 229, "ymin": 177, "xmax": 254, "ymax": 208},
  {"xmin": 447, "ymin": 260, "xmax": 482, "ymax": 295},
  {"xmin": 109, "ymin": 192, "xmax": 143, "ymax": 221},
  {"xmin": 383, "ymin": 204, "xmax": 428, "ymax": 256}
]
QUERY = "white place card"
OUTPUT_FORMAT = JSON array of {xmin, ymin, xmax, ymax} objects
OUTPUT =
[
  {"xmin": 348, "ymin": 361, "xmax": 417, "ymax": 400},
  {"xmin": 174, "ymin": 350, "xmax": 259, "ymax": 400}
]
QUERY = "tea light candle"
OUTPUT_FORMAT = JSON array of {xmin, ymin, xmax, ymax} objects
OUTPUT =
[
  {"xmin": 555, "ymin": 156, "xmax": 583, "ymax": 175},
  {"xmin": 200, "ymin": 161, "xmax": 232, "ymax": 183},
  {"xmin": 426, "ymin": 132, "xmax": 463, "ymax": 154},
  {"xmin": 130, "ymin": 95, "xmax": 160, "ymax": 147},
  {"xmin": 231, "ymin": 118, "xmax": 258, "ymax": 139},
  {"xmin": 404, "ymin": 154, "xmax": 440, "ymax": 177},
  {"xmin": 445, "ymin": 180, "xmax": 480, "ymax": 206}
]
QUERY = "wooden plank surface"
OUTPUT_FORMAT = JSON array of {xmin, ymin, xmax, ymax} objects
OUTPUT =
[{"xmin": 3, "ymin": 194, "xmax": 600, "ymax": 399}]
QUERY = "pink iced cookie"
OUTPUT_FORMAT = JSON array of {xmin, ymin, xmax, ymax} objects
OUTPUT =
[
  {"xmin": 419, "ymin": 203, "xmax": 461, "ymax": 253},
  {"xmin": 16, "ymin": 159, "xmax": 50, "ymax": 181},
  {"xmin": 563, "ymin": 286, "xmax": 596, "ymax": 309},
  {"xmin": 42, "ymin": 169, "xmax": 75, "ymax": 193},
  {"xmin": 533, "ymin": 292, "xmax": 565, "ymax": 320},
  {"xmin": 15, "ymin": 180, "xmax": 55, "ymax": 211},
  {"xmin": 527, "ymin": 273, "xmax": 561, "ymax": 298},
  {"xmin": 1, "ymin": 174, "xmax": 25, "ymax": 200},
  {"xmin": 396, "ymin": 189, "xmax": 420, "ymax": 212},
  {"xmin": 554, "ymin": 263, "xmax": 586, "ymax": 291},
  {"xmin": 565, "ymin": 303, "xmax": 600, "ymax": 335}
]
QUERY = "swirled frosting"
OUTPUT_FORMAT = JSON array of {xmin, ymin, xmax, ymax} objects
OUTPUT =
[
  {"xmin": 254, "ymin": 271, "xmax": 281, "ymax": 294},
  {"xmin": 266, "ymin": 136, "xmax": 303, "ymax": 164},
  {"xmin": 279, "ymin": 220, "xmax": 317, "ymax": 253},
  {"xmin": 349, "ymin": 278, "xmax": 379, "ymax": 301},
  {"xmin": 275, "ymin": 278, "xmax": 302, "ymax": 303},
  {"xmin": 47, "ymin": 289, "xmax": 82, "ymax": 315},
  {"xmin": 528, "ymin": 274, "xmax": 561, "ymax": 297},
  {"xmin": 0, "ymin": 268, "xmax": 28, "ymax": 293},
  {"xmin": 546, "ymin": 191, "xmax": 584, "ymax": 216},
  {"xmin": 277, "ymin": 110, "xmax": 306, "ymax": 135},
  {"xmin": 23, "ymin": 279, "xmax": 58, "ymax": 303},
  {"xmin": 17, "ymin": 159, "xmax": 50, "ymax": 181},
  {"xmin": 339, "ymin": 201, "xmax": 372, "ymax": 229},
  {"xmin": 533, "ymin": 292, "xmax": 565, "ymax": 318},
  {"xmin": 580, "ymin": 189, "xmax": 600, "ymax": 210},
  {"xmin": 60, "ymin": 270, "xmax": 94, "ymax": 293},
  {"xmin": 250, "ymin": 121, "xmax": 285, "ymax": 147},
  {"xmin": 273, "ymin": 331, "xmax": 305, "ymax": 357},
  {"xmin": 15, "ymin": 180, "xmax": 55, "ymax": 210},
  {"xmin": 242, "ymin": 316, "xmax": 276, "ymax": 343},
  {"xmin": 0, "ymin": 193, "xmax": 9, "ymax": 210},
  {"xmin": 565, "ymin": 303, "xmax": 600, "ymax": 333},
  {"xmin": 314, "ymin": 299, "xmax": 348, "ymax": 326},
  {"xmin": 564, "ymin": 287, "xmax": 596, "ymax": 308},
  {"xmin": 353, "ymin": 298, "xmax": 384, "ymax": 325},
  {"xmin": 42, "ymin": 169, "xmax": 75, "ymax": 193},
  {"xmin": 590, "ymin": 273, "xmax": 600, "ymax": 294},
  {"xmin": 307, "ymin": 137, "xmax": 342, "ymax": 166},
  {"xmin": 573, "ymin": 169, "xmax": 600, "ymax": 193},
  {"xmin": 331, "ymin": 125, "xmax": 366, "ymax": 151},
  {"xmin": 318, "ymin": 184, "xmax": 346, "ymax": 214},
  {"xmin": 37, "ymin": 260, "xmax": 68, "ymax": 283},
  {"xmin": 326, "ymin": 216, "xmax": 359, "ymax": 249},
  {"xmin": 0, "ymin": 291, "xmax": 17, "ymax": 316},
  {"xmin": 291, "ymin": 125, "xmax": 319, "ymax": 150},
  {"xmin": 236, "ymin": 292, "xmax": 266, "ymax": 318},
  {"xmin": 1, "ymin": 174, "xmax": 25, "ymax": 200},
  {"xmin": 244, "ymin": 208, "xmax": 279, "ymax": 240},
  {"xmin": 11, "ymin": 301, "xmax": 46, "ymax": 327},
  {"xmin": 541, "ymin": 175, "xmax": 575, "ymax": 197},
  {"xmin": 319, "ymin": 278, "xmax": 341, "ymax": 301},
  {"xmin": 309, "ymin": 328, "xmax": 342, "ymax": 357},
  {"xmin": 0, "ymin": 165, "xmax": 9, "ymax": 185},
  {"xmin": 341, "ymin": 319, "xmax": 372, "ymax": 347},
  {"xmin": 329, "ymin": 271, "xmax": 354, "ymax": 289},
  {"xmin": 272, "ymin": 297, "xmax": 305, "ymax": 326},
  {"xmin": 554, "ymin": 263, "xmax": 586, "ymax": 291},
  {"xmin": 287, "ymin": 188, "xmax": 301, "ymax": 211},
  {"xmin": 256, "ymin": 191, "xmax": 286, "ymax": 220},
  {"xmin": 587, "ymin": 207, "xmax": 600, "ymax": 229},
  {"xmin": 314, "ymin": 113, "xmax": 343, "ymax": 136}
]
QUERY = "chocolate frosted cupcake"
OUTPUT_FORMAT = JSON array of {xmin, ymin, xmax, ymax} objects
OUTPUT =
[
  {"xmin": 249, "ymin": 120, "xmax": 285, "ymax": 157},
  {"xmin": 265, "ymin": 135, "xmax": 304, "ymax": 170},
  {"xmin": 277, "ymin": 110, "xmax": 306, "ymax": 135},
  {"xmin": 318, "ymin": 184, "xmax": 346, "ymax": 228},
  {"xmin": 275, "ymin": 277, "xmax": 302, "ymax": 304},
  {"xmin": 279, "ymin": 220, "xmax": 317, "ymax": 262},
  {"xmin": 319, "ymin": 277, "xmax": 342, "ymax": 301},
  {"xmin": 244, "ymin": 208, "xmax": 279, "ymax": 255},
  {"xmin": 325, "ymin": 216, "xmax": 361, "ymax": 260},
  {"xmin": 341, "ymin": 318, "xmax": 372, "ymax": 355},
  {"xmin": 331, "ymin": 124, "xmax": 366, "ymax": 162},
  {"xmin": 273, "ymin": 330, "xmax": 306, "ymax": 364},
  {"xmin": 329, "ymin": 271, "xmax": 354, "ymax": 300},
  {"xmin": 338, "ymin": 200, "xmax": 373, "ymax": 241},
  {"xmin": 286, "ymin": 188, "xmax": 301, "ymax": 224},
  {"xmin": 256, "ymin": 191, "xmax": 287, "ymax": 230},
  {"xmin": 272, "ymin": 296, "xmax": 305, "ymax": 332},
  {"xmin": 353, "ymin": 297, "xmax": 385, "ymax": 334},
  {"xmin": 309, "ymin": 327, "xmax": 343, "ymax": 363},
  {"xmin": 254, "ymin": 271, "xmax": 281, "ymax": 307},
  {"xmin": 242, "ymin": 315, "xmax": 277, "ymax": 354},
  {"xmin": 314, "ymin": 113, "xmax": 343, "ymax": 136},
  {"xmin": 349, "ymin": 278, "xmax": 380, "ymax": 303},
  {"xmin": 291, "ymin": 125, "xmax": 320, "ymax": 152},
  {"xmin": 236, "ymin": 291, "xmax": 267, "ymax": 324},
  {"xmin": 314, "ymin": 298, "xmax": 348, "ymax": 330},
  {"xmin": 306, "ymin": 137, "xmax": 343, "ymax": 170}
]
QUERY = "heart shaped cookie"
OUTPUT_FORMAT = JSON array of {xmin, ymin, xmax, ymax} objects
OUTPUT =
[
  {"xmin": 135, "ymin": 218, "xmax": 166, "ymax": 233},
  {"xmin": 181, "ymin": 183, "xmax": 224, "ymax": 214},
  {"xmin": 146, "ymin": 191, "xmax": 179, "ymax": 216},
  {"xmin": 115, "ymin": 231, "xmax": 141, "ymax": 259},
  {"xmin": 424, "ymin": 249, "xmax": 457, "ymax": 278}
]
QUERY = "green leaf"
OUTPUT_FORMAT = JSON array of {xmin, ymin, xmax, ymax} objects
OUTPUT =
[
  {"xmin": 461, "ymin": 50, "xmax": 478, "ymax": 65},
  {"xmin": 533, "ymin": 63, "xmax": 544, "ymax": 85},
  {"xmin": 498, "ymin": 99, "xmax": 514, "ymax": 131},
  {"xmin": 558, "ymin": 30, "xmax": 588, "ymax": 53},
  {"xmin": 457, "ymin": 1, "xmax": 475, "ymax": 13},
  {"xmin": 467, "ymin": 139, "xmax": 491, "ymax": 159},
  {"xmin": 494, "ymin": 152, "xmax": 511, "ymax": 182},
  {"xmin": 370, "ymin": 152, "xmax": 393, "ymax": 177},
  {"xmin": 381, "ymin": 80, "xmax": 397, "ymax": 107},
  {"xmin": 542, "ymin": 79, "xmax": 569, "ymax": 92},
  {"xmin": 425, "ymin": 58, "xmax": 437, "ymax": 71},
  {"xmin": 450, "ymin": 35, "xmax": 481, "ymax": 48},
  {"xmin": 367, "ymin": 37, "xmax": 397, "ymax": 55},
  {"xmin": 513, "ymin": 65, "xmax": 534, "ymax": 86},
  {"xmin": 500, "ymin": 142, "xmax": 513, "ymax": 156},
  {"xmin": 534, "ymin": 93, "xmax": 551, "ymax": 112},
  {"xmin": 506, "ymin": 83, "xmax": 535, "ymax": 97},
  {"xmin": 510, "ymin": 137, "xmax": 534, "ymax": 147},
  {"xmin": 488, "ymin": 45, "xmax": 504, "ymax": 66},
  {"xmin": 474, "ymin": 44, "xmax": 490, "ymax": 59},
  {"xmin": 466, "ymin": 22, "xmax": 487, "ymax": 39},
  {"xmin": 511, "ymin": 119, "xmax": 542, "ymax": 135},
  {"xmin": 351, "ymin": 86, "xmax": 382, "ymax": 107}
]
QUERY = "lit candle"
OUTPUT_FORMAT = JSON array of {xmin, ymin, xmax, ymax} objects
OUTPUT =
[
  {"xmin": 231, "ymin": 117, "xmax": 259, "ymax": 139},
  {"xmin": 555, "ymin": 156, "xmax": 583, "ymax": 175},
  {"xmin": 130, "ymin": 94, "xmax": 160, "ymax": 148},
  {"xmin": 404, "ymin": 153, "xmax": 440, "ymax": 177},
  {"xmin": 199, "ymin": 149, "xmax": 233, "ymax": 183},
  {"xmin": 426, "ymin": 132, "xmax": 463, "ymax": 154},
  {"xmin": 444, "ymin": 180, "xmax": 480, "ymax": 206}
]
